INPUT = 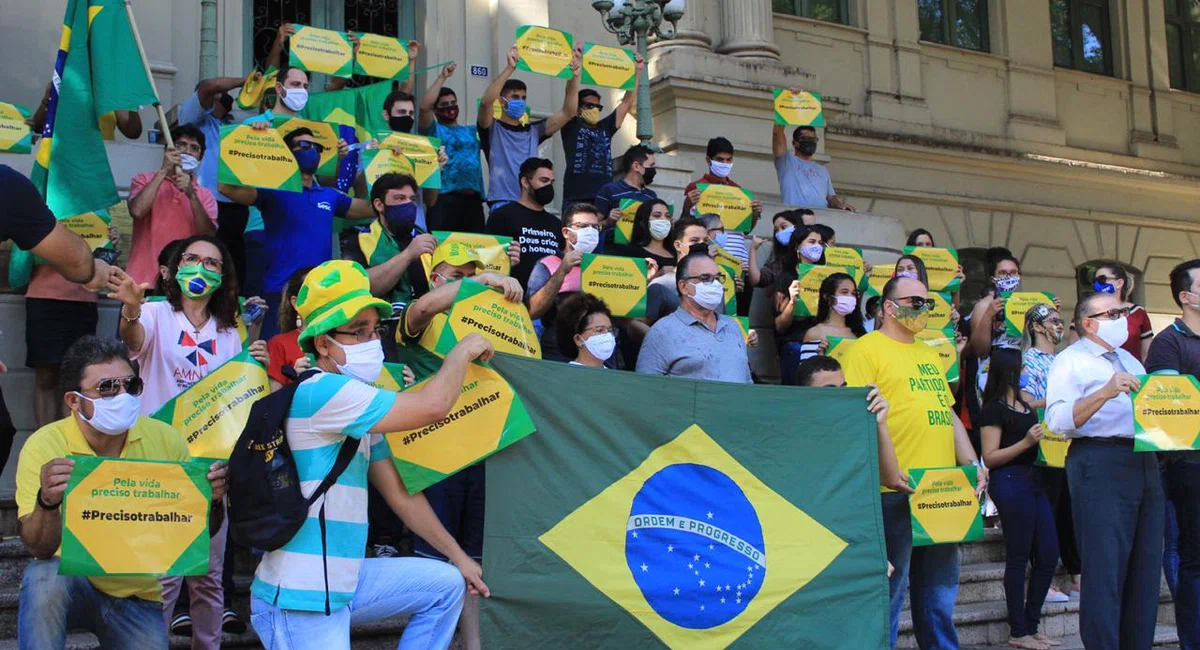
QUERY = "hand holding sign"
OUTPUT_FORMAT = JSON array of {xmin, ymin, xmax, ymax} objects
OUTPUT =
[
  {"xmin": 773, "ymin": 89, "xmax": 825, "ymax": 127},
  {"xmin": 39, "ymin": 457, "xmax": 76, "ymax": 507}
]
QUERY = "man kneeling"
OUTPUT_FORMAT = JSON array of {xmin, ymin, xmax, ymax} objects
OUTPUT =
[{"xmin": 249, "ymin": 260, "xmax": 491, "ymax": 650}]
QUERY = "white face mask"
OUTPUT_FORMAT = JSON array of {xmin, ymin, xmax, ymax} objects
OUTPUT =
[
  {"xmin": 1094, "ymin": 316, "xmax": 1129, "ymax": 351},
  {"xmin": 75, "ymin": 392, "xmax": 141, "ymax": 436},
  {"xmin": 281, "ymin": 86, "xmax": 309, "ymax": 112},
  {"xmin": 179, "ymin": 153, "xmax": 201, "ymax": 173},
  {"xmin": 331, "ymin": 338, "xmax": 385, "ymax": 383},
  {"xmin": 709, "ymin": 160, "xmax": 734, "ymax": 178},
  {"xmin": 571, "ymin": 227, "xmax": 600, "ymax": 254},
  {"xmin": 648, "ymin": 219, "xmax": 671, "ymax": 241},
  {"xmin": 691, "ymin": 280, "xmax": 726, "ymax": 312},
  {"xmin": 582, "ymin": 332, "xmax": 617, "ymax": 361}
]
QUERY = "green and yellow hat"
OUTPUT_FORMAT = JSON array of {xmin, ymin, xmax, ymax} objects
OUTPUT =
[
  {"xmin": 296, "ymin": 260, "xmax": 392, "ymax": 353},
  {"xmin": 429, "ymin": 241, "xmax": 484, "ymax": 275}
]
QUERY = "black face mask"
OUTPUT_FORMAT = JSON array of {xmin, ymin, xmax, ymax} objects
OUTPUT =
[
  {"xmin": 688, "ymin": 242, "xmax": 711, "ymax": 256},
  {"xmin": 531, "ymin": 184, "xmax": 555, "ymax": 206},
  {"xmin": 641, "ymin": 166, "xmax": 657, "ymax": 186},
  {"xmin": 389, "ymin": 115, "xmax": 415, "ymax": 133},
  {"xmin": 796, "ymin": 140, "xmax": 818, "ymax": 156}
]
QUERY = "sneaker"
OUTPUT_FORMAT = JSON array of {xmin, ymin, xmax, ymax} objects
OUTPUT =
[
  {"xmin": 373, "ymin": 544, "xmax": 400, "ymax": 558},
  {"xmin": 170, "ymin": 614, "xmax": 193, "ymax": 637},
  {"xmin": 222, "ymin": 609, "xmax": 247, "ymax": 634},
  {"xmin": 1044, "ymin": 586, "xmax": 1069, "ymax": 603}
]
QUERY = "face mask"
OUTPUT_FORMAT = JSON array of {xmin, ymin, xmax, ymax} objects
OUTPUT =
[
  {"xmin": 581, "ymin": 107, "xmax": 602, "ymax": 126},
  {"xmin": 384, "ymin": 202, "xmax": 418, "ymax": 235},
  {"xmin": 281, "ymin": 86, "xmax": 308, "ymax": 112},
  {"xmin": 775, "ymin": 227, "xmax": 795, "ymax": 247},
  {"xmin": 641, "ymin": 166, "xmax": 657, "ymax": 186},
  {"xmin": 176, "ymin": 265, "xmax": 223, "ymax": 299},
  {"xmin": 649, "ymin": 219, "xmax": 671, "ymax": 241},
  {"xmin": 796, "ymin": 140, "xmax": 818, "ymax": 156},
  {"xmin": 331, "ymin": 338, "xmax": 385, "ymax": 384},
  {"xmin": 571, "ymin": 227, "xmax": 599, "ymax": 254},
  {"xmin": 1184, "ymin": 291, "xmax": 1200, "ymax": 311},
  {"xmin": 531, "ymin": 184, "xmax": 555, "ymax": 206},
  {"xmin": 713, "ymin": 232, "xmax": 729, "ymax": 249},
  {"xmin": 504, "ymin": 98, "xmax": 527, "ymax": 120},
  {"xmin": 994, "ymin": 275, "xmax": 1021, "ymax": 293},
  {"xmin": 179, "ymin": 153, "xmax": 200, "ymax": 173},
  {"xmin": 688, "ymin": 242, "xmax": 712, "ymax": 257},
  {"xmin": 800, "ymin": 243, "xmax": 823, "ymax": 262},
  {"xmin": 863, "ymin": 318, "xmax": 876, "ymax": 333},
  {"xmin": 435, "ymin": 105, "xmax": 460, "ymax": 123},
  {"xmin": 583, "ymin": 332, "xmax": 616, "ymax": 361},
  {"xmin": 709, "ymin": 160, "xmax": 734, "ymax": 178},
  {"xmin": 691, "ymin": 280, "xmax": 726, "ymax": 312},
  {"xmin": 388, "ymin": 115, "xmax": 415, "ymax": 133},
  {"xmin": 75, "ymin": 392, "xmax": 141, "ymax": 436},
  {"xmin": 1093, "ymin": 280, "xmax": 1116, "ymax": 294},
  {"xmin": 294, "ymin": 147, "xmax": 321, "ymax": 174},
  {"xmin": 833, "ymin": 295, "xmax": 857, "ymax": 316},
  {"xmin": 1038, "ymin": 323, "xmax": 1064, "ymax": 345},
  {"xmin": 1094, "ymin": 316, "xmax": 1129, "ymax": 350},
  {"xmin": 896, "ymin": 271, "xmax": 919, "ymax": 280},
  {"xmin": 888, "ymin": 301, "xmax": 931, "ymax": 334},
  {"xmin": 1019, "ymin": 373, "xmax": 1030, "ymax": 390}
]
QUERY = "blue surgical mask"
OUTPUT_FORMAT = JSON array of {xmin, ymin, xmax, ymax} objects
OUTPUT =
[
  {"xmin": 1093, "ymin": 280, "xmax": 1116, "ymax": 294},
  {"xmin": 714, "ymin": 232, "xmax": 729, "ymax": 249},
  {"xmin": 775, "ymin": 227, "xmax": 795, "ymax": 247},
  {"xmin": 294, "ymin": 147, "xmax": 321, "ymax": 174},
  {"xmin": 505, "ymin": 99, "xmax": 527, "ymax": 120},
  {"xmin": 384, "ymin": 202, "xmax": 418, "ymax": 235}
]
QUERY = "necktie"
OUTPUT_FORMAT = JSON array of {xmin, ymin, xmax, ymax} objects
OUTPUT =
[{"xmin": 1102, "ymin": 351, "xmax": 1128, "ymax": 374}]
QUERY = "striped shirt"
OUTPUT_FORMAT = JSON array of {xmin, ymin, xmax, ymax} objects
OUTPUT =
[{"xmin": 251, "ymin": 371, "xmax": 397, "ymax": 613}]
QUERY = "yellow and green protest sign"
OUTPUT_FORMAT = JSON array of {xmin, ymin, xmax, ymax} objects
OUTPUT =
[
  {"xmin": 1034, "ymin": 409, "xmax": 1070, "ymax": 468},
  {"xmin": 773, "ymin": 89, "xmax": 825, "ymax": 127},
  {"xmin": 915, "ymin": 326, "xmax": 960, "ymax": 384},
  {"xmin": 925, "ymin": 291, "xmax": 954, "ymax": 332},
  {"xmin": 824, "ymin": 246, "xmax": 866, "ymax": 290},
  {"xmin": 826, "ymin": 336, "xmax": 857, "ymax": 363},
  {"xmin": 272, "ymin": 116, "xmax": 339, "ymax": 177},
  {"xmin": 151, "ymin": 351, "xmax": 270, "ymax": 461},
  {"xmin": 372, "ymin": 362, "xmax": 410, "ymax": 392},
  {"xmin": 354, "ymin": 33, "xmax": 410, "ymax": 81},
  {"xmin": 419, "ymin": 278, "xmax": 541, "ymax": 358},
  {"xmin": 581, "ymin": 254, "xmax": 648, "ymax": 318},
  {"xmin": 908, "ymin": 466, "xmax": 983, "ymax": 546},
  {"xmin": 218, "ymin": 124, "xmax": 302, "ymax": 192},
  {"xmin": 717, "ymin": 261, "xmax": 739, "ymax": 315},
  {"xmin": 903, "ymin": 246, "xmax": 961, "ymax": 292},
  {"xmin": 1133, "ymin": 373, "xmax": 1200, "ymax": 451},
  {"xmin": 58, "ymin": 210, "xmax": 113, "ymax": 253},
  {"xmin": 515, "ymin": 25, "xmax": 575, "ymax": 79},
  {"xmin": 236, "ymin": 67, "xmax": 277, "ymax": 110},
  {"xmin": 792, "ymin": 264, "xmax": 854, "ymax": 317},
  {"xmin": 361, "ymin": 147, "xmax": 416, "ymax": 191},
  {"xmin": 580, "ymin": 43, "xmax": 636, "ymax": 90},
  {"xmin": 376, "ymin": 132, "xmax": 442, "ymax": 189},
  {"xmin": 735, "ymin": 316, "xmax": 752, "ymax": 343},
  {"xmin": 712, "ymin": 243, "xmax": 744, "ymax": 277},
  {"xmin": 385, "ymin": 362, "xmax": 535, "ymax": 494},
  {"xmin": 421, "ymin": 232, "xmax": 512, "ymax": 279},
  {"xmin": 61, "ymin": 457, "xmax": 211, "ymax": 576},
  {"xmin": 0, "ymin": 102, "xmax": 32, "ymax": 154},
  {"xmin": 696, "ymin": 183, "xmax": 754, "ymax": 233},
  {"xmin": 1003, "ymin": 291, "xmax": 1055, "ymax": 338},
  {"xmin": 288, "ymin": 25, "xmax": 355, "ymax": 78},
  {"xmin": 864, "ymin": 265, "xmax": 894, "ymax": 299}
]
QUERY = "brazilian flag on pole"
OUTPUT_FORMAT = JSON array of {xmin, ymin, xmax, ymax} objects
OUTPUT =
[
  {"xmin": 9, "ymin": 0, "xmax": 158, "ymax": 287},
  {"xmin": 483, "ymin": 355, "xmax": 890, "ymax": 650}
]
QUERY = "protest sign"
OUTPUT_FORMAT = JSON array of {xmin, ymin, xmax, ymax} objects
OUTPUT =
[
  {"xmin": 61, "ymin": 457, "xmax": 211, "ymax": 576},
  {"xmin": 925, "ymin": 291, "xmax": 954, "ymax": 332},
  {"xmin": 902, "ymin": 246, "xmax": 961, "ymax": 292},
  {"xmin": 792, "ymin": 264, "xmax": 854, "ymax": 317},
  {"xmin": 864, "ymin": 265, "xmax": 894, "ymax": 299},
  {"xmin": 718, "ymin": 262, "xmax": 738, "ymax": 315},
  {"xmin": 0, "ymin": 102, "xmax": 32, "ymax": 154},
  {"xmin": 218, "ymin": 124, "xmax": 302, "ymax": 191},
  {"xmin": 272, "ymin": 116, "xmax": 339, "ymax": 177},
  {"xmin": 907, "ymin": 466, "xmax": 983, "ymax": 546},
  {"xmin": 1034, "ymin": 409, "xmax": 1070, "ymax": 468},
  {"xmin": 1132, "ymin": 374, "xmax": 1200, "ymax": 451},
  {"xmin": 236, "ymin": 67, "xmax": 277, "ymax": 110},
  {"xmin": 826, "ymin": 336, "xmax": 856, "ymax": 363},
  {"xmin": 823, "ymin": 247, "xmax": 866, "ymax": 290},
  {"xmin": 386, "ymin": 363, "xmax": 535, "ymax": 494},
  {"xmin": 151, "ymin": 351, "xmax": 270, "ymax": 461},
  {"xmin": 735, "ymin": 316, "xmax": 752, "ymax": 343},
  {"xmin": 915, "ymin": 327, "xmax": 960, "ymax": 384},
  {"xmin": 515, "ymin": 26, "xmax": 575, "ymax": 79},
  {"xmin": 421, "ymin": 232, "xmax": 512, "ymax": 279},
  {"xmin": 581, "ymin": 254, "xmax": 648, "ymax": 318},
  {"xmin": 361, "ymin": 147, "xmax": 416, "ymax": 191},
  {"xmin": 1003, "ymin": 291, "xmax": 1055, "ymax": 338},
  {"xmin": 614, "ymin": 199, "xmax": 642, "ymax": 245},
  {"xmin": 696, "ymin": 184, "xmax": 754, "ymax": 233},
  {"xmin": 56, "ymin": 210, "xmax": 113, "ymax": 254},
  {"xmin": 419, "ymin": 278, "xmax": 541, "ymax": 358},
  {"xmin": 372, "ymin": 362, "xmax": 409, "ymax": 392},
  {"xmin": 712, "ymin": 243, "xmax": 744, "ymax": 277},
  {"xmin": 773, "ymin": 89, "xmax": 825, "ymax": 127},
  {"xmin": 354, "ymin": 33, "xmax": 410, "ymax": 80},
  {"xmin": 580, "ymin": 43, "xmax": 636, "ymax": 90},
  {"xmin": 375, "ymin": 132, "xmax": 442, "ymax": 189},
  {"xmin": 289, "ymin": 25, "xmax": 355, "ymax": 78}
]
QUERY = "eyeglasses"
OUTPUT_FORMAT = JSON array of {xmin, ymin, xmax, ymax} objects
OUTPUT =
[
  {"xmin": 1094, "ymin": 275, "xmax": 1116, "ymax": 284},
  {"xmin": 293, "ymin": 140, "xmax": 326, "ymax": 154},
  {"xmin": 1086, "ymin": 307, "xmax": 1131, "ymax": 321},
  {"xmin": 180, "ymin": 252, "xmax": 223, "ymax": 272},
  {"xmin": 570, "ymin": 223, "xmax": 601, "ymax": 231},
  {"xmin": 682, "ymin": 274, "xmax": 722, "ymax": 284},
  {"xmin": 330, "ymin": 325, "xmax": 388, "ymax": 343},
  {"xmin": 994, "ymin": 271, "xmax": 1020, "ymax": 278},
  {"xmin": 582, "ymin": 325, "xmax": 615, "ymax": 336},
  {"xmin": 176, "ymin": 142, "xmax": 203, "ymax": 156},
  {"xmin": 83, "ymin": 376, "xmax": 144, "ymax": 398},
  {"xmin": 581, "ymin": 102, "xmax": 604, "ymax": 111},
  {"xmin": 892, "ymin": 296, "xmax": 935, "ymax": 311},
  {"xmin": 436, "ymin": 103, "xmax": 458, "ymax": 111}
]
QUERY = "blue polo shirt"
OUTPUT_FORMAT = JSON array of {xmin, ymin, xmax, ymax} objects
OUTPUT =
[{"xmin": 255, "ymin": 183, "xmax": 352, "ymax": 293}]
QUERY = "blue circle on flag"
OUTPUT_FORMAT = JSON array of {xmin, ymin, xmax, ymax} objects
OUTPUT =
[
  {"xmin": 625, "ymin": 463, "xmax": 766, "ymax": 629},
  {"xmin": 186, "ymin": 277, "xmax": 209, "ymax": 295}
]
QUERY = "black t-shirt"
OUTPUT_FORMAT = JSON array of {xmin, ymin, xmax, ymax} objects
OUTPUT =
[
  {"xmin": 485, "ymin": 202, "xmax": 563, "ymax": 288},
  {"xmin": 608, "ymin": 243, "xmax": 676, "ymax": 272},
  {"xmin": 0, "ymin": 165, "xmax": 57, "ymax": 251},
  {"xmin": 560, "ymin": 113, "xmax": 619, "ymax": 202},
  {"xmin": 978, "ymin": 399, "xmax": 1040, "ymax": 467}
]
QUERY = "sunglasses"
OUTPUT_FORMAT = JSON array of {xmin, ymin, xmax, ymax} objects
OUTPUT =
[
  {"xmin": 581, "ymin": 102, "xmax": 604, "ymax": 111},
  {"xmin": 293, "ymin": 140, "xmax": 326, "ymax": 154},
  {"xmin": 84, "ymin": 376, "xmax": 144, "ymax": 398},
  {"xmin": 891, "ymin": 296, "xmax": 935, "ymax": 311}
]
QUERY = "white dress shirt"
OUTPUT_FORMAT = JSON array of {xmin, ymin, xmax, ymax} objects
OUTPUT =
[{"xmin": 1045, "ymin": 337, "xmax": 1145, "ymax": 439}]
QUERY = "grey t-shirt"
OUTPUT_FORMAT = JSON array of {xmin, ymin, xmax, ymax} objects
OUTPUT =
[
  {"xmin": 635, "ymin": 308, "xmax": 752, "ymax": 384},
  {"xmin": 483, "ymin": 120, "xmax": 548, "ymax": 203},
  {"xmin": 774, "ymin": 154, "xmax": 835, "ymax": 208}
]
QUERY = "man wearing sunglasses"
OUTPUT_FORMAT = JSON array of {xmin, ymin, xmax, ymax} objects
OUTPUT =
[
  {"xmin": 560, "ymin": 59, "xmax": 642, "ymax": 211},
  {"xmin": 1045, "ymin": 291, "xmax": 1161, "ymax": 650},
  {"xmin": 14, "ymin": 336, "xmax": 228, "ymax": 649},
  {"xmin": 840, "ymin": 275, "xmax": 986, "ymax": 650}
]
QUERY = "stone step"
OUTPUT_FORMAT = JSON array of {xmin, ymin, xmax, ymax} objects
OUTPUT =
[{"xmin": 959, "ymin": 527, "xmax": 1007, "ymax": 566}]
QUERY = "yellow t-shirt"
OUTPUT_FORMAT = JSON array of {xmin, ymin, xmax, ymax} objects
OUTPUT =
[
  {"xmin": 16, "ymin": 415, "xmax": 190, "ymax": 602},
  {"xmin": 841, "ymin": 330, "xmax": 957, "ymax": 488}
]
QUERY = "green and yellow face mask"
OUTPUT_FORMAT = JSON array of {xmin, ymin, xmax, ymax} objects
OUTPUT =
[
  {"xmin": 176, "ymin": 265, "xmax": 223, "ymax": 299},
  {"xmin": 888, "ymin": 300, "xmax": 932, "ymax": 333}
]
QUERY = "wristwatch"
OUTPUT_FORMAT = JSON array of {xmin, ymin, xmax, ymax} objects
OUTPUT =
[{"xmin": 36, "ymin": 488, "xmax": 60, "ymax": 511}]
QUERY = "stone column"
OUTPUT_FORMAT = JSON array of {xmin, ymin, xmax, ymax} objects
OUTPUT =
[
  {"xmin": 653, "ymin": 0, "xmax": 715, "ymax": 51},
  {"xmin": 716, "ymin": 0, "xmax": 780, "ymax": 60}
]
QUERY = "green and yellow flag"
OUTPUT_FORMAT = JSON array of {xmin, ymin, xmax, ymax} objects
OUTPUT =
[
  {"xmin": 301, "ymin": 80, "xmax": 393, "ymax": 145},
  {"xmin": 483, "ymin": 355, "xmax": 889, "ymax": 649}
]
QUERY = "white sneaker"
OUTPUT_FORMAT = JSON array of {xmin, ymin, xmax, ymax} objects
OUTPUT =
[{"xmin": 1044, "ymin": 586, "xmax": 1069, "ymax": 603}]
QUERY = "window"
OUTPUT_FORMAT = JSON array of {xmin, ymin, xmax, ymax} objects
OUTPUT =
[
  {"xmin": 1051, "ymin": 0, "xmax": 1114, "ymax": 75},
  {"xmin": 918, "ymin": 0, "xmax": 989, "ymax": 52},
  {"xmin": 1164, "ymin": 0, "xmax": 1200, "ymax": 92},
  {"xmin": 773, "ymin": 0, "xmax": 848, "ymax": 24}
]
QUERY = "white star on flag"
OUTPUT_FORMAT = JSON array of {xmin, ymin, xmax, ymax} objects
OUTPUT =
[
  {"xmin": 705, "ymin": 562, "xmax": 711, "ymax": 568},
  {"xmin": 673, "ymin": 587, "xmax": 680, "ymax": 595},
  {"xmin": 720, "ymin": 597, "xmax": 726, "ymax": 603},
  {"xmin": 700, "ymin": 605, "xmax": 705, "ymax": 611},
  {"xmin": 706, "ymin": 511, "xmax": 714, "ymax": 519},
  {"xmin": 688, "ymin": 563, "xmax": 693, "ymax": 570},
  {"xmin": 693, "ymin": 554, "xmax": 701, "ymax": 561},
  {"xmin": 699, "ymin": 579, "xmax": 705, "ymax": 587},
  {"xmin": 667, "ymin": 545, "xmax": 673, "ymax": 553},
  {"xmin": 640, "ymin": 563, "xmax": 648, "ymax": 572},
  {"xmin": 631, "ymin": 531, "xmax": 638, "ymax": 538}
]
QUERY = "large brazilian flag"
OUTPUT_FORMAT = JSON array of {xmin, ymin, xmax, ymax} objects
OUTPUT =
[{"xmin": 483, "ymin": 355, "xmax": 890, "ymax": 649}]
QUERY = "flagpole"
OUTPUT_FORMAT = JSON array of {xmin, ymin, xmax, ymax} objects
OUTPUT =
[{"xmin": 122, "ymin": 0, "xmax": 176, "ymax": 152}]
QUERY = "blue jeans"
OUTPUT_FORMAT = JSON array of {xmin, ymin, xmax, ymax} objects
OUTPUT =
[
  {"xmin": 988, "ymin": 465, "xmax": 1059, "ymax": 637},
  {"xmin": 881, "ymin": 492, "xmax": 961, "ymax": 650},
  {"xmin": 250, "ymin": 557, "xmax": 465, "ymax": 650},
  {"xmin": 1163, "ymin": 455, "xmax": 1200, "ymax": 650},
  {"xmin": 18, "ymin": 558, "xmax": 167, "ymax": 650},
  {"xmin": 1164, "ymin": 469, "xmax": 1180, "ymax": 599}
]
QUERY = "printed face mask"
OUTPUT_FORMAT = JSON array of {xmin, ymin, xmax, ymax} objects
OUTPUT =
[
  {"xmin": 889, "ymin": 301, "xmax": 931, "ymax": 333},
  {"xmin": 435, "ymin": 105, "xmax": 460, "ymax": 123},
  {"xmin": 281, "ymin": 86, "xmax": 308, "ymax": 112},
  {"xmin": 994, "ymin": 275, "xmax": 1021, "ymax": 293},
  {"xmin": 176, "ymin": 265, "xmax": 223, "ymax": 299},
  {"xmin": 800, "ymin": 243, "xmax": 823, "ymax": 263},
  {"xmin": 1093, "ymin": 280, "xmax": 1116, "ymax": 294}
]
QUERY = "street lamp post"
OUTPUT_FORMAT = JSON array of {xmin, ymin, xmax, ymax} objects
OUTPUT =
[{"xmin": 592, "ymin": 0, "xmax": 685, "ymax": 150}]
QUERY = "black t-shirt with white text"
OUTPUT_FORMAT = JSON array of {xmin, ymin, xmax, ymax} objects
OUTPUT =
[{"xmin": 486, "ymin": 202, "xmax": 564, "ymax": 288}]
